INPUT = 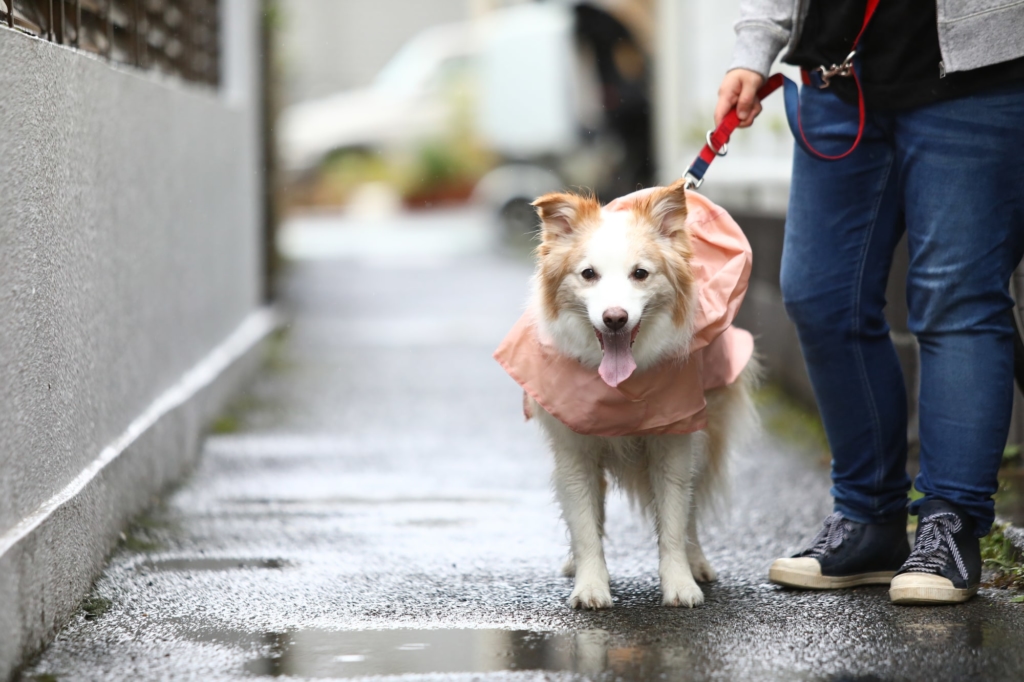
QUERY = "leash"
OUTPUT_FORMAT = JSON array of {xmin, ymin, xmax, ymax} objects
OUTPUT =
[{"xmin": 683, "ymin": 0, "xmax": 880, "ymax": 190}]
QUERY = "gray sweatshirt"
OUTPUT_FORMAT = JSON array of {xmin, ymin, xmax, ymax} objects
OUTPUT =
[{"xmin": 728, "ymin": 0, "xmax": 1024, "ymax": 78}]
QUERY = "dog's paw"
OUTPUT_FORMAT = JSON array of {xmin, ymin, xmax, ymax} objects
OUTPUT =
[
  {"xmin": 561, "ymin": 556, "xmax": 576, "ymax": 577},
  {"xmin": 661, "ymin": 579, "xmax": 704, "ymax": 608},
  {"xmin": 688, "ymin": 556, "xmax": 718, "ymax": 583},
  {"xmin": 569, "ymin": 581, "xmax": 613, "ymax": 609}
]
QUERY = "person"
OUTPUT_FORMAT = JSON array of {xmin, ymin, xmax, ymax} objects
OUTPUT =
[{"xmin": 716, "ymin": 0, "xmax": 1024, "ymax": 604}]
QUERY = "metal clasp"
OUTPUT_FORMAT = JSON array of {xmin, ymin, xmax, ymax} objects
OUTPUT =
[
  {"xmin": 706, "ymin": 130, "xmax": 728, "ymax": 157},
  {"xmin": 682, "ymin": 172, "xmax": 702, "ymax": 191},
  {"xmin": 815, "ymin": 50, "xmax": 857, "ymax": 89}
]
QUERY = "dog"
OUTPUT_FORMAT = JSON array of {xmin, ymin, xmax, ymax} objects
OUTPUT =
[{"xmin": 494, "ymin": 179, "xmax": 759, "ymax": 609}]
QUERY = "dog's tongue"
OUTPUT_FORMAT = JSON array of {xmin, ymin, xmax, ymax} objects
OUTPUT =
[{"xmin": 598, "ymin": 332, "xmax": 637, "ymax": 387}]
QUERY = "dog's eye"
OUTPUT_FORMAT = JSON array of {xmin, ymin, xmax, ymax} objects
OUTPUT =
[
  {"xmin": 581, "ymin": 268, "xmax": 596, "ymax": 281},
  {"xmin": 633, "ymin": 268, "xmax": 649, "ymax": 280}
]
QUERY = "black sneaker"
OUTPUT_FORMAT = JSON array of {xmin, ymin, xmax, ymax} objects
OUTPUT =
[
  {"xmin": 769, "ymin": 511, "xmax": 911, "ymax": 589},
  {"xmin": 889, "ymin": 500, "xmax": 981, "ymax": 605}
]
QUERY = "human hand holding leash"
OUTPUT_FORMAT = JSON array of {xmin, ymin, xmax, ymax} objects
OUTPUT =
[{"xmin": 715, "ymin": 68, "xmax": 765, "ymax": 128}]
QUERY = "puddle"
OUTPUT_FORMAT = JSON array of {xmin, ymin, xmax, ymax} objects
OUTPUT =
[
  {"xmin": 243, "ymin": 628, "xmax": 687, "ymax": 678},
  {"xmin": 144, "ymin": 558, "xmax": 288, "ymax": 572}
]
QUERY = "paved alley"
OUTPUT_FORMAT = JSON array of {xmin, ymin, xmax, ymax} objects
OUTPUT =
[{"xmin": 22, "ymin": 211, "xmax": 1024, "ymax": 681}]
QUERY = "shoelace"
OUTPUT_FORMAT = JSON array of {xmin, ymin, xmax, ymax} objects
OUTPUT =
[
  {"xmin": 902, "ymin": 512, "xmax": 968, "ymax": 583},
  {"xmin": 803, "ymin": 512, "xmax": 851, "ymax": 559}
]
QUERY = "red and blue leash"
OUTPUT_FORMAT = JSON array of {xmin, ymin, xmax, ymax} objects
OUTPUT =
[{"xmin": 683, "ymin": 0, "xmax": 879, "ymax": 190}]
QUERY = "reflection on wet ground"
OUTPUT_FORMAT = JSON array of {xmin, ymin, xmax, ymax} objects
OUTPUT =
[{"xmin": 242, "ymin": 629, "xmax": 684, "ymax": 679}]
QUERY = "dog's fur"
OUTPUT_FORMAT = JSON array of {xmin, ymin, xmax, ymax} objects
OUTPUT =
[{"xmin": 528, "ymin": 179, "xmax": 759, "ymax": 609}]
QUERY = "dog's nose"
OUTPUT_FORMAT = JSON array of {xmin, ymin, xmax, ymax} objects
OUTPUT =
[{"xmin": 603, "ymin": 307, "xmax": 628, "ymax": 332}]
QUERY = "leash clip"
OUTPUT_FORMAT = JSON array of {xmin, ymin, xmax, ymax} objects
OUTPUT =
[
  {"xmin": 682, "ymin": 172, "xmax": 702, "ymax": 191},
  {"xmin": 815, "ymin": 50, "xmax": 857, "ymax": 89}
]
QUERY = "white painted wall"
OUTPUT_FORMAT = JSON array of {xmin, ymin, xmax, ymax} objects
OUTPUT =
[{"xmin": 0, "ymin": 1, "xmax": 269, "ymax": 674}]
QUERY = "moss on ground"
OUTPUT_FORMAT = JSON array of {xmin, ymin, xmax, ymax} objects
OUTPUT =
[
  {"xmin": 982, "ymin": 522, "xmax": 1024, "ymax": 592},
  {"xmin": 208, "ymin": 328, "xmax": 289, "ymax": 434},
  {"xmin": 81, "ymin": 596, "xmax": 111, "ymax": 622}
]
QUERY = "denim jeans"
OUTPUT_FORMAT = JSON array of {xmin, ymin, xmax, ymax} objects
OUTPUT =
[{"xmin": 781, "ymin": 81, "xmax": 1024, "ymax": 537}]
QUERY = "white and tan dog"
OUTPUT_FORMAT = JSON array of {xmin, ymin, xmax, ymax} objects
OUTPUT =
[{"xmin": 495, "ymin": 179, "xmax": 759, "ymax": 609}]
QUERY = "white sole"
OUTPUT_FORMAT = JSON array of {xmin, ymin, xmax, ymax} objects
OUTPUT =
[
  {"xmin": 889, "ymin": 573, "xmax": 977, "ymax": 605},
  {"xmin": 769, "ymin": 565, "xmax": 896, "ymax": 590}
]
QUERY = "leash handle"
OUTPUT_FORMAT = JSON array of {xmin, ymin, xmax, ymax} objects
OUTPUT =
[{"xmin": 683, "ymin": 0, "xmax": 879, "ymax": 190}]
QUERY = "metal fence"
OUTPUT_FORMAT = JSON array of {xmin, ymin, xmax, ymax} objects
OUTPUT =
[{"xmin": 0, "ymin": 0, "xmax": 219, "ymax": 86}]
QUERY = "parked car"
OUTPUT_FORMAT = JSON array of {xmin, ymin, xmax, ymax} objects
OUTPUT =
[{"xmin": 279, "ymin": 2, "xmax": 652, "ymax": 232}]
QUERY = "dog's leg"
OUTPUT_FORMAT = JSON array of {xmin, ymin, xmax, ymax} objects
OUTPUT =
[
  {"xmin": 561, "ymin": 475, "xmax": 606, "ymax": 578},
  {"xmin": 686, "ymin": 501, "xmax": 717, "ymax": 582},
  {"xmin": 649, "ymin": 436, "xmax": 704, "ymax": 607},
  {"xmin": 553, "ymin": 443, "xmax": 611, "ymax": 609}
]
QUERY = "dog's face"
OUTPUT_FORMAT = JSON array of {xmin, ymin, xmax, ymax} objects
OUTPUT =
[{"xmin": 532, "ymin": 180, "xmax": 696, "ymax": 387}]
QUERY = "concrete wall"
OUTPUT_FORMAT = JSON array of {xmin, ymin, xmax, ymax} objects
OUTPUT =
[{"xmin": 0, "ymin": 1, "xmax": 272, "ymax": 677}]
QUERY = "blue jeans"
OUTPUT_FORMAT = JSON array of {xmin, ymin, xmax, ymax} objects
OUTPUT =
[{"xmin": 781, "ymin": 82, "xmax": 1024, "ymax": 537}]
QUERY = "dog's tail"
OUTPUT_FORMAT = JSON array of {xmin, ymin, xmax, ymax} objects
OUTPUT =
[{"xmin": 696, "ymin": 354, "xmax": 763, "ymax": 520}]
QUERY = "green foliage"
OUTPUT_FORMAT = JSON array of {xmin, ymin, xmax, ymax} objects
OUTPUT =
[
  {"xmin": 118, "ymin": 510, "xmax": 168, "ymax": 553},
  {"xmin": 906, "ymin": 486, "xmax": 926, "ymax": 531},
  {"xmin": 33, "ymin": 675, "xmax": 59, "ymax": 682},
  {"xmin": 754, "ymin": 384, "xmax": 829, "ymax": 457},
  {"xmin": 981, "ymin": 522, "xmax": 1024, "ymax": 590},
  {"xmin": 121, "ymin": 533, "xmax": 161, "ymax": 552},
  {"xmin": 263, "ymin": 0, "xmax": 285, "ymax": 31},
  {"xmin": 81, "ymin": 596, "xmax": 111, "ymax": 621},
  {"xmin": 210, "ymin": 415, "xmax": 240, "ymax": 434},
  {"xmin": 417, "ymin": 142, "xmax": 462, "ymax": 186},
  {"xmin": 209, "ymin": 392, "xmax": 271, "ymax": 436},
  {"xmin": 263, "ymin": 326, "xmax": 294, "ymax": 373}
]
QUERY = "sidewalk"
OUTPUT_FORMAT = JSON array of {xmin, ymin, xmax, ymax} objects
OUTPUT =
[{"xmin": 21, "ymin": 211, "xmax": 1024, "ymax": 681}]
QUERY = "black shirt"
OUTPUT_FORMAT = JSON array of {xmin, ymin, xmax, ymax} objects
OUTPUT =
[{"xmin": 786, "ymin": 0, "xmax": 1024, "ymax": 109}]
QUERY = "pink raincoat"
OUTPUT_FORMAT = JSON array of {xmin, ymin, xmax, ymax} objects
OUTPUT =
[{"xmin": 493, "ymin": 192, "xmax": 754, "ymax": 437}]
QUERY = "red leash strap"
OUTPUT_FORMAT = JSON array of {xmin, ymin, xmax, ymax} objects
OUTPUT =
[{"xmin": 794, "ymin": 69, "xmax": 866, "ymax": 161}]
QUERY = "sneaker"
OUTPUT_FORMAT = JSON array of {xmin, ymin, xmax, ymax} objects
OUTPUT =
[
  {"xmin": 889, "ymin": 500, "xmax": 981, "ymax": 605},
  {"xmin": 769, "ymin": 511, "xmax": 911, "ymax": 589}
]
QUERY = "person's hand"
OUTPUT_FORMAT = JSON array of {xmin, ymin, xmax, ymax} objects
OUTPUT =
[
  {"xmin": 715, "ymin": 69, "xmax": 765, "ymax": 129},
  {"xmin": 605, "ymin": 187, "xmax": 658, "ymax": 212}
]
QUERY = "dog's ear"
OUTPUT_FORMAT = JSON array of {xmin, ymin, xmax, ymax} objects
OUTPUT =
[
  {"xmin": 636, "ymin": 179, "xmax": 689, "ymax": 237},
  {"xmin": 532, "ymin": 192, "xmax": 598, "ymax": 237}
]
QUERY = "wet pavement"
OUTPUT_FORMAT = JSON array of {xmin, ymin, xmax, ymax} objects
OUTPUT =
[{"xmin": 20, "ymin": 210, "xmax": 1024, "ymax": 681}]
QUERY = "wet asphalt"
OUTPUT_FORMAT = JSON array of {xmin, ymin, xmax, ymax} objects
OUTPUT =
[{"xmin": 21, "ymin": 211, "xmax": 1024, "ymax": 681}]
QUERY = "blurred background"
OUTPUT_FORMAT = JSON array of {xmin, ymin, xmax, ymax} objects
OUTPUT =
[
  {"xmin": 266, "ymin": 0, "xmax": 824, "ymax": 416},
  {"xmin": 267, "ymin": 0, "xmax": 1024, "ymax": 476},
  {"xmin": 271, "ymin": 0, "xmax": 796, "ymax": 241}
]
